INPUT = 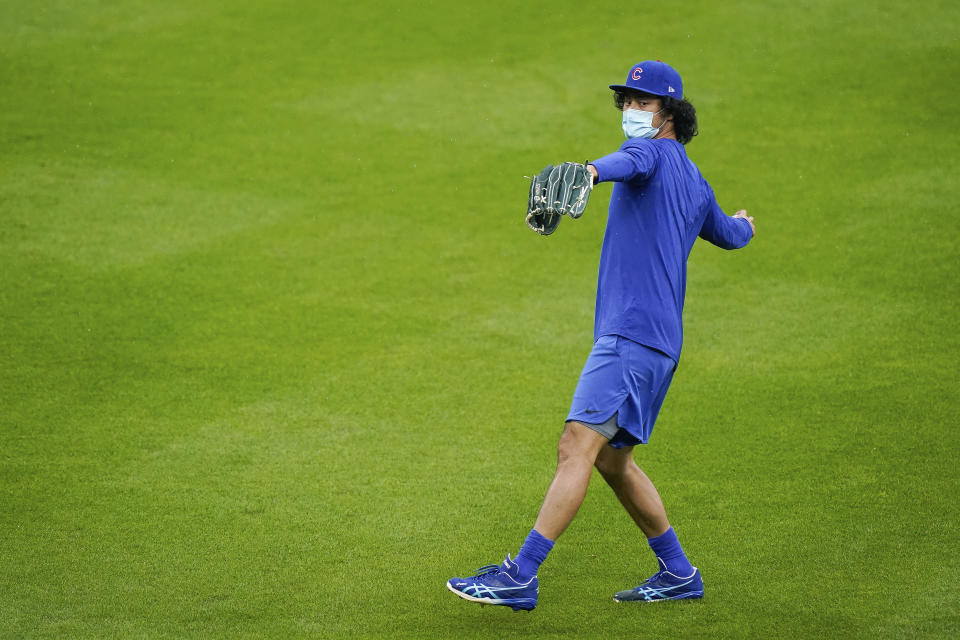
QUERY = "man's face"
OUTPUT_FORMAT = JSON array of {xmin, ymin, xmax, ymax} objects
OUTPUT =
[
  {"xmin": 621, "ymin": 93, "xmax": 661, "ymax": 113},
  {"xmin": 620, "ymin": 91, "xmax": 667, "ymax": 129}
]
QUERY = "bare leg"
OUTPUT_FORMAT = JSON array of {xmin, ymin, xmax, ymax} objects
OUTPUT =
[
  {"xmin": 532, "ymin": 422, "xmax": 610, "ymax": 540},
  {"xmin": 594, "ymin": 444, "xmax": 670, "ymax": 538}
]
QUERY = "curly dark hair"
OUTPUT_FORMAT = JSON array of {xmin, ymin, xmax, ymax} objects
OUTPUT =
[{"xmin": 613, "ymin": 89, "xmax": 699, "ymax": 145}]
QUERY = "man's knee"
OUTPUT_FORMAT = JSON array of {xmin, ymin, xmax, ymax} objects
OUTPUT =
[
  {"xmin": 594, "ymin": 447, "xmax": 631, "ymax": 481},
  {"xmin": 557, "ymin": 421, "xmax": 604, "ymax": 465},
  {"xmin": 556, "ymin": 423, "xmax": 580, "ymax": 464}
]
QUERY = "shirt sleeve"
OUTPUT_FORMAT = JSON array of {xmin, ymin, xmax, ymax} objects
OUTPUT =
[
  {"xmin": 698, "ymin": 185, "xmax": 753, "ymax": 250},
  {"xmin": 590, "ymin": 139, "xmax": 658, "ymax": 183}
]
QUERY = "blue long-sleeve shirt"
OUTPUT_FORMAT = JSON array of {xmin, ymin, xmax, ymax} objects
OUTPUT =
[{"xmin": 589, "ymin": 137, "xmax": 752, "ymax": 363}]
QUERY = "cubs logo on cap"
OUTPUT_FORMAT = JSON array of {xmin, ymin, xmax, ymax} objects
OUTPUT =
[{"xmin": 610, "ymin": 60, "xmax": 683, "ymax": 99}]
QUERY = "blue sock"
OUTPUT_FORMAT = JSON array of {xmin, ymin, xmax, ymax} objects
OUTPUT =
[
  {"xmin": 647, "ymin": 527, "xmax": 694, "ymax": 577},
  {"xmin": 512, "ymin": 529, "xmax": 554, "ymax": 580}
]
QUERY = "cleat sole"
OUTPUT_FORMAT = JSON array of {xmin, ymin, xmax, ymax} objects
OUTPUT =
[
  {"xmin": 613, "ymin": 591, "xmax": 703, "ymax": 603},
  {"xmin": 446, "ymin": 581, "xmax": 536, "ymax": 611}
]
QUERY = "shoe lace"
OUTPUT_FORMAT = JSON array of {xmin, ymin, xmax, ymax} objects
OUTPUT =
[
  {"xmin": 633, "ymin": 570, "xmax": 663, "ymax": 590},
  {"xmin": 472, "ymin": 564, "xmax": 501, "ymax": 578}
]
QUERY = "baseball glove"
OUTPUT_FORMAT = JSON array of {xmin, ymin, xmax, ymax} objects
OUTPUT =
[{"xmin": 525, "ymin": 162, "xmax": 593, "ymax": 235}]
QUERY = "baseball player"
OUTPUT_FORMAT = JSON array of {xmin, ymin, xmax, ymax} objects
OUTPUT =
[{"xmin": 447, "ymin": 60, "xmax": 756, "ymax": 609}]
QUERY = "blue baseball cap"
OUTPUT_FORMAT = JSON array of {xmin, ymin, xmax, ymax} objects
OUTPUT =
[{"xmin": 609, "ymin": 60, "xmax": 683, "ymax": 99}]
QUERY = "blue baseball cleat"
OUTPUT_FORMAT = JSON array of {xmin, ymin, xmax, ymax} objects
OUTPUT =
[
  {"xmin": 446, "ymin": 554, "xmax": 538, "ymax": 611},
  {"xmin": 613, "ymin": 559, "xmax": 704, "ymax": 603}
]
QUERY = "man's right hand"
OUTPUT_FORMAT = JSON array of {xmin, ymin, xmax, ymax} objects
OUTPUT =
[{"xmin": 733, "ymin": 210, "xmax": 756, "ymax": 236}]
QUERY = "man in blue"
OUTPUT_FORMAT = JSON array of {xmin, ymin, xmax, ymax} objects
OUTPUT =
[{"xmin": 447, "ymin": 60, "xmax": 756, "ymax": 610}]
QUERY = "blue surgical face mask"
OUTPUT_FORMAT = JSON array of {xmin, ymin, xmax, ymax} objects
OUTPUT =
[{"xmin": 622, "ymin": 108, "xmax": 663, "ymax": 139}]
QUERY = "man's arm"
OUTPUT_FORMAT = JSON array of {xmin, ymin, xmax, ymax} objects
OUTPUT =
[
  {"xmin": 586, "ymin": 140, "xmax": 657, "ymax": 184},
  {"xmin": 699, "ymin": 200, "xmax": 755, "ymax": 249}
]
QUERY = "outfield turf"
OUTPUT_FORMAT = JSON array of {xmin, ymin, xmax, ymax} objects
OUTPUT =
[{"xmin": 2, "ymin": 0, "xmax": 958, "ymax": 637}]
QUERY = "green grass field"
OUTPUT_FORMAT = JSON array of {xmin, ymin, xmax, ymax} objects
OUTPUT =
[{"xmin": 2, "ymin": 1, "xmax": 958, "ymax": 637}]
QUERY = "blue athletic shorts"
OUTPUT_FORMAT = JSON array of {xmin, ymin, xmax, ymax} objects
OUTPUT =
[{"xmin": 566, "ymin": 334, "xmax": 676, "ymax": 447}]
